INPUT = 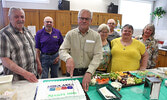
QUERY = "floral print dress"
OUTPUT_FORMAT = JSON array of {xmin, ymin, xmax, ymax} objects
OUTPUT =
[
  {"xmin": 136, "ymin": 35, "xmax": 158, "ymax": 68},
  {"xmin": 97, "ymin": 43, "xmax": 111, "ymax": 72}
]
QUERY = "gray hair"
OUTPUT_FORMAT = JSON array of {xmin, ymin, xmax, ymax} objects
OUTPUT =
[
  {"xmin": 107, "ymin": 19, "xmax": 116, "ymax": 24},
  {"xmin": 97, "ymin": 24, "xmax": 110, "ymax": 33},
  {"xmin": 8, "ymin": 7, "xmax": 25, "ymax": 17},
  {"xmin": 43, "ymin": 16, "xmax": 53, "ymax": 22},
  {"xmin": 121, "ymin": 24, "xmax": 134, "ymax": 34},
  {"xmin": 142, "ymin": 23, "xmax": 155, "ymax": 37},
  {"xmin": 78, "ymin": 9, "xmax": 93, "ymax": 19}
]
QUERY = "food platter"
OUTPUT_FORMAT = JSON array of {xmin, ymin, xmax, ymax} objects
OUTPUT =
[
  {"xmin": 110, "ymin": 72, "xmax": 144, "ymax": 87},
  {"xmin": 136, "ymin": 70, "xmax": 163, "ymax": 81},
  {"xmin": 92, "ymin": 71, "xmax": 144, "ymax": 88},
  {"xmin": 92, "ymin": 70, "xmax": 163, "ymax": 88}
]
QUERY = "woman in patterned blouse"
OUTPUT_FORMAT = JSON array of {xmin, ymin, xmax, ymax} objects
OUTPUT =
[
  {"xmin": 97, "ymin": 24, "xmax": 111, "ymax": 72},
  {"xmin": 136, "ymin": 24, "xmax": 158, "ymax": 69}
]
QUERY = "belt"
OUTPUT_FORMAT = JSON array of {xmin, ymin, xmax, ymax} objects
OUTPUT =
[
  {"xmin": 41, "ymin": 52, "xmax": 57, "ymax": 55},
  {"xmin": 96, "ymin": 69, "xmax": 107, "ymax": 73},
  {"xmin": 75, "ymin": 68, "xmax": 87, "ymax": 72},
  {"xmin": 66, "ymin": 68, "xmax": 88, "ymax": 76}
]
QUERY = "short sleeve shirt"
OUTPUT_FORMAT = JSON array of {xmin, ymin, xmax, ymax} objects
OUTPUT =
[
  {"xmin": 136, "ymin": 35, "xmax": 158, "ymax": 68},
  {"xmin": 111, "ymin": 38, "xmax": 145, "ymax": 72},
  {"xmin": 35, "ymin": 28, "xmax": 63, "ymax": 53},
  {"xmin": 107, "ymin": 31, "xmax": 120, "ymax": 41},
  {"xmin": 0, "ymin": 24, "xmax": 37, "ymax": 81}
]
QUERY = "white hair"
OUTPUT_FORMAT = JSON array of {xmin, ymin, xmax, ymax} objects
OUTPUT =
[
  {"xmin": 43, "ymin": 16, "xmax": 53, "ymax": 22},
  {"xmin": 8, "ymin": 7, "xmax": 25, "ymax": 17},
  {"xmin": 78, "ymin": 9, "xmax": 93, "ymax": 19},
  {"xmin": 98, "ymin": 23, "xmax": 110, "ymax": 33}
]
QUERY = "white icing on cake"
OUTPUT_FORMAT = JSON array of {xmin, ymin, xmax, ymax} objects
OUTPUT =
[{"xmin": 36, "ymin": 80, "xmax": 86, "ymax": 100}]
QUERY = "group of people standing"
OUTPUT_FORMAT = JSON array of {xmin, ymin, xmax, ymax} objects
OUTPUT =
[
  {"xmin": 0, "ymin": 7, "xmax": 158, "ymax": 91},
  {"xmin": 96, "ymin": 22, "xmax": 158, "ymax": 73}
]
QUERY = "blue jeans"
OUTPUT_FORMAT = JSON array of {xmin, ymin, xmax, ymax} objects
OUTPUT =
[{"xmin": 41, "ymin": 53, "xmax": 59, "ymax": 78}]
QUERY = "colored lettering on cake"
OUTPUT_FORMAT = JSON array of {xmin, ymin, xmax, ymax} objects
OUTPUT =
[
  {"xmin": 67, "ymin": 85, "xmax": 73, "ymax": 89},
  {"xmin": 48, "ymin": 93, "xmax": 65, "ymax": 97},
  {"xmin": 47, "ymin": 84, "xmax": 74, "ymax": 91},
  {"xmin": 67, "ymin": 92, "xmax": 77, "ymax": 95},
  {"xmin": 61, "ymin": 86, "xmax": 67, "ymax": 90},
  {"xmin": 36, "ymin": 80, "xmax": 86, "ymax": 100},
  {"xmin": 49, "ymin": 88, "xmax": 55, "ymax": 91},
  {"xmin": 56, "ymin": 87, "xmax": 61, "ymax": 90}
]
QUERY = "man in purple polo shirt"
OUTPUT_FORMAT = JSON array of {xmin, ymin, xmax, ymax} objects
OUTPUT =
[{"xmin": 35, "ymin": 16, "xmax": 63, "ymax": 78}]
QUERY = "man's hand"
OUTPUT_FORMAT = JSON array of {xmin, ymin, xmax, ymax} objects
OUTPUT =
[
  {"xmin": 36, "ymin": 49, "xmax": 42, "ymax": 75},
  {"xmin": 66, "ymin": 58, "xmax": 75, "ymax": 77},
  {"xmin": 82, "ymin": 72, "xmax": 92, "ymax": 92},
  {"xmin": 23, "ymin": 72, "xmax": 38, "ymax": 83},
  {"xmin": 37, "ymin": 64, "xmax": 42, "ymax": 75},
  {"xmin": 53, "ymin": 56, "xmax": 59, "ymax": 64},
  {"xmin": 1, "ymin": 57, "xmax": 38, "ymax": 83}
]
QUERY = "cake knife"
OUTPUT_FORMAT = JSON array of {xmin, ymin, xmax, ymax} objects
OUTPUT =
[{"xmin": 71, "ymin": 76, "xmax": 74, "ymax": 94}]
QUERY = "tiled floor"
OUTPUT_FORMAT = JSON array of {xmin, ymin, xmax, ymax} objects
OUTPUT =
[
  {"xmin": 58, "ymin": 68, "xmax": 66, "ymax": 77},
  {"xmin": 38, "ymin": 68, "xmax": 66, "ymax": 79}
]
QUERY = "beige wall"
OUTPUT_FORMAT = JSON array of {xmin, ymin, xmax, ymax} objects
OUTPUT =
[
  {"xmin": 154, "ymin": 0, "xmax": 167, "ymax": 41},
  {"xmin": 2, "ymin": 0, "xmax": 119, "ymax": 13}
]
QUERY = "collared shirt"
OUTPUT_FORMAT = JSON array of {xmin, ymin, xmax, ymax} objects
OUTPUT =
[
  {"xmin": 107, "ymin": 31, "xmax": 120, "ymax": 41},
  {"xmin": 0, "ymin": 23, "xmax": 37, "ymax": 81},
  {"xmin": 136, "ymin": 35, "xmax": 158, "ymax": 68},
  {"xmin": 35, "ymin": 28, "xmax": 63, "ymax": 53},
  {"xmin": 59, "ymin": 28, "xmax": 103, "ymax": 74}
]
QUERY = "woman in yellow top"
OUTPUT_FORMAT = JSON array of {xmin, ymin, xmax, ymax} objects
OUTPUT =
[{"xmin": 110, "ymin": 24, "xmax": 148, "ymax": 72}]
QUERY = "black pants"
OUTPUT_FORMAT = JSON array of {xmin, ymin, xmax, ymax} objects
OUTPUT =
[{"xmin": 66, "ymin": 68, "xmax": 87, "ymax": 76}]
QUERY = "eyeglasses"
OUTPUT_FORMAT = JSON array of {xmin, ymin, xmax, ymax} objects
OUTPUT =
[
  {"xmin": 107, "ymin": 23, "xmax": 115, "ymax": 25},
  {"xmin": 100, "ymin": 31, "xmax": 108, "ymax": 34},
  {"xmin": 45, "ymin": 21, "xmax": 53, "ymax": 24},
  {"xmin": 78, "ymin": 17, "xmax": 91, "ymax": 21}
]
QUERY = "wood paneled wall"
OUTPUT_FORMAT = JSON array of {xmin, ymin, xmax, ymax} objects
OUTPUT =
[{"xmin": 2, "ymin": 8, "xmax": 122, "ymax": 36}]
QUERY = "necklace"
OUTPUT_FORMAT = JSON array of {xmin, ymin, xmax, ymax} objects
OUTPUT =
[
  {"xmin": 102, "ymin": 40, "xmax": 108, "ymax": 46},
  {"xmin": 123, "ymin": 45, "xmax": 126, "ymax": 50},
  {"xmin": 121, "ymin": 38, "xmax": 132, "ymax": 50}
]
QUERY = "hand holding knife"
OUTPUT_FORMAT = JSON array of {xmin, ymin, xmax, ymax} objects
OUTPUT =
[
  {"xmin": 70, "ymin": 74, "xmax": 75, "ymax": 94},
  {"xmin": 66, "ymin": 58, "xmax": 75, "ymax": 94},
  {"xmin": 66, "ymin": 58, "xmax": 75, "ymax": 77}
]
